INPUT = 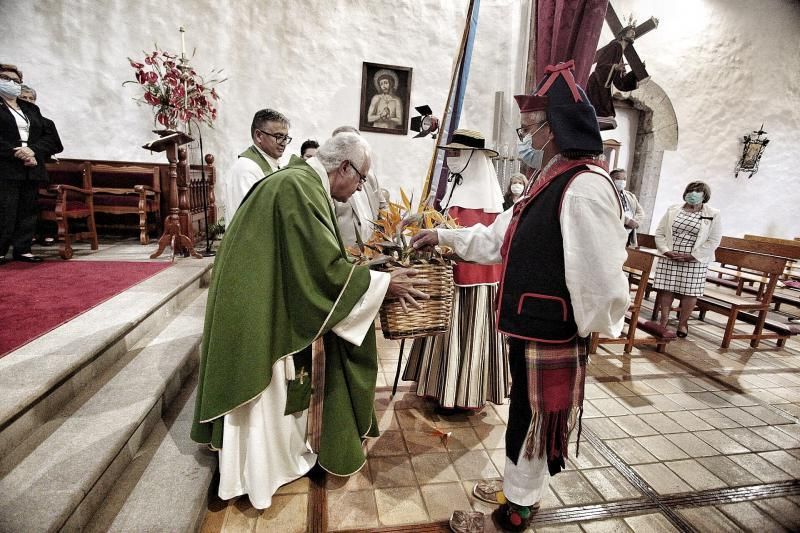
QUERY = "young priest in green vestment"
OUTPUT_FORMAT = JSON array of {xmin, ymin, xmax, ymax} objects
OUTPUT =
[{"xmin": 191, "ymin": 132, "xmax": 427, "ymax": 509}]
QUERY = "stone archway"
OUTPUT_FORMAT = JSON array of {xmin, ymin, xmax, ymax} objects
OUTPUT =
[{"xmin": 613, "ymin": 80, "xmax": 678, "ymax": 231}]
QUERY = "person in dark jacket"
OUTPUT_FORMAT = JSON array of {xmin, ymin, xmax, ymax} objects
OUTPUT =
[{"xmin": 0, "ymin": 63, "xmax": 63, "ymax": 264}]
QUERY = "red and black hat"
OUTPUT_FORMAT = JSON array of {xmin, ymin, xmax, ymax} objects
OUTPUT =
[{"xmin": 514, "ymin": 60, "xmax": 602, "ymax": 156}]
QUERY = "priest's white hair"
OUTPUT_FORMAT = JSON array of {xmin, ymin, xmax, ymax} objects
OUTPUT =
[{"xmin": 317, "ymin": 132, "xmax": 371, "ymax": 172}]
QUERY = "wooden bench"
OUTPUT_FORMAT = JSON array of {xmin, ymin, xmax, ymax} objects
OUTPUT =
[
  {"xmin": 696, "ymin": 247, "xmax": 787, "ymax": 348},
  {"xmin": 591, "ymin": 248, "xmax": 677, "ymax": 354}
]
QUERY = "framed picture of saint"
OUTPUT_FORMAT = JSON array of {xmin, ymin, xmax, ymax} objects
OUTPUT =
[{"xmin": 359, "ymin": 62, "xmax": 412, "ymax": 135}]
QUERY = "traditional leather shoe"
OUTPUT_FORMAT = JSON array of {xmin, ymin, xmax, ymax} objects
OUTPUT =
[
  {"xmin": 14, "ymin": 253, "xmax": 44, "ymax": 263},
  {"xmin": 676, "ymin": 326, "xmax": 689, "ymax": 338},
  {"xmin": 0, "ymin": 256, "xmax": 7, "ymax": 266}
]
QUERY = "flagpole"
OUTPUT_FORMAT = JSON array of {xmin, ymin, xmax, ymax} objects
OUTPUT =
[{"xmin": 421, "ymin": 0, "xmax": 478, "ymax": 200}]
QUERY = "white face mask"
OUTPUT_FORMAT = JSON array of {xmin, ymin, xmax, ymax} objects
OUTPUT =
[
  {"xmin": 446, "ymin": 151, "xmax": 471, "ymax": 171},
  {"xmin": 0, "ymin": 79, "xmax": 22, "ymax": 99},
  {"xmin": 510, "ymin": 183, "xmax": 525, "ymax": 195},
  {"xmin": 613, "ymin": 179, "xmax": 626, "ymax": 191}
]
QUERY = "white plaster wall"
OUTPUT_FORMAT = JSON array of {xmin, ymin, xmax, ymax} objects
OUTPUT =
[
  {"xmin": 605, "ymin": 0, "xmax": 800, "ymax": 239},
  {"xmin": 1, "ymin": 0, "xmax": 530, "ymax": 218},
  {"xmin": 601, "ymin": 105, "xmax": 639, "ymax": 173}
]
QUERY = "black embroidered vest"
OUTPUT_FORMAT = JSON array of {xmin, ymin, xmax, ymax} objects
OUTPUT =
[{"xmin": 497, "ymin": 165, "xmax": 589, "ymax": 342}]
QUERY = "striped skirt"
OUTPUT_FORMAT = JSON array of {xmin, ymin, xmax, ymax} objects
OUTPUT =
[{"xmin": 402, "ymin": 284, "xmax": 510, "ymax": 409}]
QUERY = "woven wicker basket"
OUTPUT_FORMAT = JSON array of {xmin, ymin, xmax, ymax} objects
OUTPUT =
[{"xmin": 379, "ymin": 262, "xmax": 454, "ymax": 340}]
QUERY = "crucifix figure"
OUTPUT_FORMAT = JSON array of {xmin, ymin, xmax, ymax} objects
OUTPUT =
[
  {"xmin": 587, "ymin": 2, "xmax": 658, "ymax": 130},
  {"xmin": 296, "ymin": 367, "xmax": 308, "ymax": 385}
]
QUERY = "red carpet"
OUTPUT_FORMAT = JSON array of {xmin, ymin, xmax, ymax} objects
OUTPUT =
[{"xmin": 0, "ymin": 260, "xmax": 172, "ymax": 357}]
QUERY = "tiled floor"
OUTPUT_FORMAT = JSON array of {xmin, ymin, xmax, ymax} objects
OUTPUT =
[{"xmin": 202, "ymin": 303, "xmax": 800, "ymax": 532}]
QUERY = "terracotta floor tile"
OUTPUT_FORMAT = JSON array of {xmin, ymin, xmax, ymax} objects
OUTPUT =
[
  {"xmin": 634, "ymin": 435, "xmax": 689, "ymax": 461},
  {"xmin": 369, "ymin": 455, "xmax": 418, "ymax": 488},
  {"xmin": 665, "ymin": 432, "xmax": 718, "ymax": 457},
  {"xmin": 254, "ymin": 494, "xmax": 307, "ymax": 533},
  {"xmin": 604, "ymin": 438, "xmax": 658, "ymax": 464},
  {"xmin": 468, "ymin": 406, "xmax": 505, "ymax": 426},
  {"xmin": 374, "ymin": 409, "xmax": 399, "ymax": 431},
  {"xmin": 326, "ymin": 464, "xmax": 373, "ymax": 491},
  {"xmin": 450, "ymin": 449, "xmax": 501, "ymax": 481},
  {"xmin": 624, "ymin": 513, "xmax": 679, "ymax": 532},
  {"xmin": 420, "ymin": 482, "xmax": 472, "ymax": 521},
  {"xmin": 374, "ymin": 486, "xmax": 428, "ymax": 526},
  {"xmin": 367, "ymin": 430, "xmax": 408, "ymax": 456},
  {"xmin": 274, "ymin": 476, "xmax": 310, "ymax": 495},
  {"xmin": 410, "ymin": 452, "xmax": 459, "ymax": 484},
  {"xmin": 473, "ymin": 423, "xmax": 506, "ymax": 450},
  {"xmin": 444, "ymin": 427, "xmax": 483, "ymax": 451},
  {"xmin": 664, "ymin": 459, "xmax": 727, "ymax": 490},
  {"xmin": 403, "ymin": 429, "xmax": 447, "ymax": 454},
  {"xmin": 581, "ymin": 467, "xmax": 641, "ymax": 501},
  {"xmin": 434, "ymin": 411, "xmax": 474, "ymax": 429},
  {"xmin": 222, "ymin": 498, "xmax": 259, "ymax": 532},
  {"xmin": 631, "ymin": 463, "xmax": 692, "ymax": 495},
  {"xmin": 728, "ymin": 453, "xmax": 794, "ymax": 482},
  {"xmin": 396, "ymin": 408, "xmax": 440, "ymax": 431},
  {"xmin": 693, "ymin": 429, "xmax": 749, "ymax": 454},
  {"xmin": 678, "ymin": 506, "xmax": 740, "ymax": 533},
  {"xmin": 327, "ymin": 489, "xmax": 379, "ymax": 530}
]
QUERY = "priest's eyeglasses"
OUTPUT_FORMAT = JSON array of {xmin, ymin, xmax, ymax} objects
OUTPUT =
[
  {"xmin": 257, "ymin": 129, "xmax": 292, "ymax": 145},
  {"xmin": 348, "ymin": 161, "xmax": 368, "ymax": 184}
]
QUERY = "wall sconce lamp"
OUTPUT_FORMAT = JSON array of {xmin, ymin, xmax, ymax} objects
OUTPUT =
[
  {"xmin": 735, "ymin": 125, "xmax": 769, "ymax": 178},
  {"xmin": 410, "ymin": 105, "xmax": 440, "ymax": 138}
]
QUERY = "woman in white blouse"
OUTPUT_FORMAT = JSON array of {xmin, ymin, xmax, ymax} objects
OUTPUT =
[{"xmin": 653, "ymin": 181, "xmax": 722, "ymax": 337}]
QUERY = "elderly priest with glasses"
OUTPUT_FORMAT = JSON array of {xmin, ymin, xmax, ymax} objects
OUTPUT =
[{"xmin": 192, "ymin": 132, "xmax": 428, "ymax": 510}]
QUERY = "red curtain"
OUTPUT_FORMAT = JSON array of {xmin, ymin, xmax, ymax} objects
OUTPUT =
[{"xmin": 532, "ymin": 0, "xmax": 608, "ymax": 88}]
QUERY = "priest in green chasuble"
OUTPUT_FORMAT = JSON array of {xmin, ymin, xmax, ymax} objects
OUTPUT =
[{"xmin": 191, "ymin": 132, "xmax": 426, "ymax": 510}]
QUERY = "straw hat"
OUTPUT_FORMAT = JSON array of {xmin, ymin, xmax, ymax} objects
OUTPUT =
[{"xmin": 437, "ymin": 129, "xmax": 498, "ymax": 158}]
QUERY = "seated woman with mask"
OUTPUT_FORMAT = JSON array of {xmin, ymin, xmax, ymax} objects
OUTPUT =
[{"xmin": 652, "ymin": 181, "xmax": 722, "ymax": 337}]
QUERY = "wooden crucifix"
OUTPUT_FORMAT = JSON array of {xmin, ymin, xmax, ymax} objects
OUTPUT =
[{"xmin": 587, "ymin": 2, "xmax": 658, "ymax": 129}]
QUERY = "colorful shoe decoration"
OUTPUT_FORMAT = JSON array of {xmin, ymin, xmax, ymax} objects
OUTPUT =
[
  {"xmin": 472, "ymin": 479, "xmax": 506, "ymax": 505},
  {"xmin": 449, "ymin": 510, "xmax": 485, "ymax": 532},
  {"xmin": 491, "ymin": 501, "xmax": 540, "ymax": 532}
]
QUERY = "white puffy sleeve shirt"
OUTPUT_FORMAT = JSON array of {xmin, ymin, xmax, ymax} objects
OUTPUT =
[{"xmin": 436, "ymin": 170, "xmax": 630, "ymax": 338}]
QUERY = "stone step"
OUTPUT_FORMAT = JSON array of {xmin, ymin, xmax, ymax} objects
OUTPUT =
[
  {"xmin": 85, "ymin": 372, "xmax": 216, "ymax": 533},
  {"xmin": 0, "ymin": 290, "xmax": 207, "ymax": 533},
  {"xmin": 0, "ymin": 258, "xmax": 213, "ymax": 460}
]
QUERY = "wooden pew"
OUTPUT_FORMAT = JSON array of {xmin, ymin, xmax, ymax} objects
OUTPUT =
[
  {"xmin": 591, "ymin": 248, "xmax": 676, "ymax": 354},
  {"xmin": 696, "ymin": 247, "xmax": 788, "ymax": 348}
]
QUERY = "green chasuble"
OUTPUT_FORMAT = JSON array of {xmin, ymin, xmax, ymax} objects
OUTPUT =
[
  {"xmin": 191, "ymin": 155, "xmax": 380, "ymax": 476},
  {"xmin": 239, "ymin": 144, "xmax": 274, "ymax": 175}
]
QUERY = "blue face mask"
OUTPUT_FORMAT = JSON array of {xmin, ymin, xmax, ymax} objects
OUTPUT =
[
  {"xmin": 684, "ymin": 191, "xmax": 704, "ymax": 205},
  {"xmin": 516, "ymin": 123, "xmax": 549, "ymax": 170}
]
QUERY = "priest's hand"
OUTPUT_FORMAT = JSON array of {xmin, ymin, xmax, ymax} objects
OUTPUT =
[
  {"xmin": 410, "ymin": 230, "xmax": 439, "ymax": 252},
  {"xmin": 387, "ymin": 268, "xmax": 430, "ymax": 313}
]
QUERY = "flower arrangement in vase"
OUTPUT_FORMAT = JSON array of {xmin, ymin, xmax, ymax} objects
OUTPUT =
[{"xmin": 124, "ymin": 48, "xmax": 226, "ymax": 131}]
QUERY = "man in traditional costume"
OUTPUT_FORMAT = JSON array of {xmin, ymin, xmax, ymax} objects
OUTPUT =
[
  {"xmin": 412, "ymin": 61, "xmax": 629, "ymax": 531},
  {"xmin": 224, "ymin": 108, "xmax": 290, "ymax": 218},
  {"xmin": 404, "ymin": 129, "xmax": 510, "ymax": 411},
  {"xmin": 191, "ymin": 132, "xmax": 427, "ymax": 510}
]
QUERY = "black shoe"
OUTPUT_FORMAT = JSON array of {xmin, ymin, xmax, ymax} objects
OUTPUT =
[
  {"xmin": 676, "ymin": 326, "xmax": 688, "ymax": 338},
  {"xmin": 0, "ymin": 256, "xmax": 6, "ymax": 266},
  {"xmin": 13, "ymin": 253, "xmax": 44, "ymax": 263}
]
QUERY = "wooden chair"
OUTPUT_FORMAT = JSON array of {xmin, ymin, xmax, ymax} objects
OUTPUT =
[
  {"xmin": 591, "ymin": 248, "xmax": 676, "ymax": 354},
  {"xmin": 89, "ymin": 162, "xmax": 161, "ymax": 244},
  {"xmin": 696, "ymin": 247, "xmax": 788, "ymax": 348},
  {"xmin": 38, "ymin": 161, "xmax": 99, "ymax": 259}
]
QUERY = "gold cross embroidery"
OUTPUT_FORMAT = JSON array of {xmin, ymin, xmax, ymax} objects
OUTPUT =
[{"xmin": 297, "ymin": 367, "xmax": 309, "ymax": 385}]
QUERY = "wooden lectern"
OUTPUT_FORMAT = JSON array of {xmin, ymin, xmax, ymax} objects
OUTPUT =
[{"xmin": 143, "ymin": 131, "xmax": 202, "ymax": 259}]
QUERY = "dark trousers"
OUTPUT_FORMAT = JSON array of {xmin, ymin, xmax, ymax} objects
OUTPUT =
[
  {"xmin": 0, "ymin": 179, "xmax": 39, "ymax": 257},
  {"xmin": 505, "ymin": 338, "xmax": 532, "ymax": 465}
]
